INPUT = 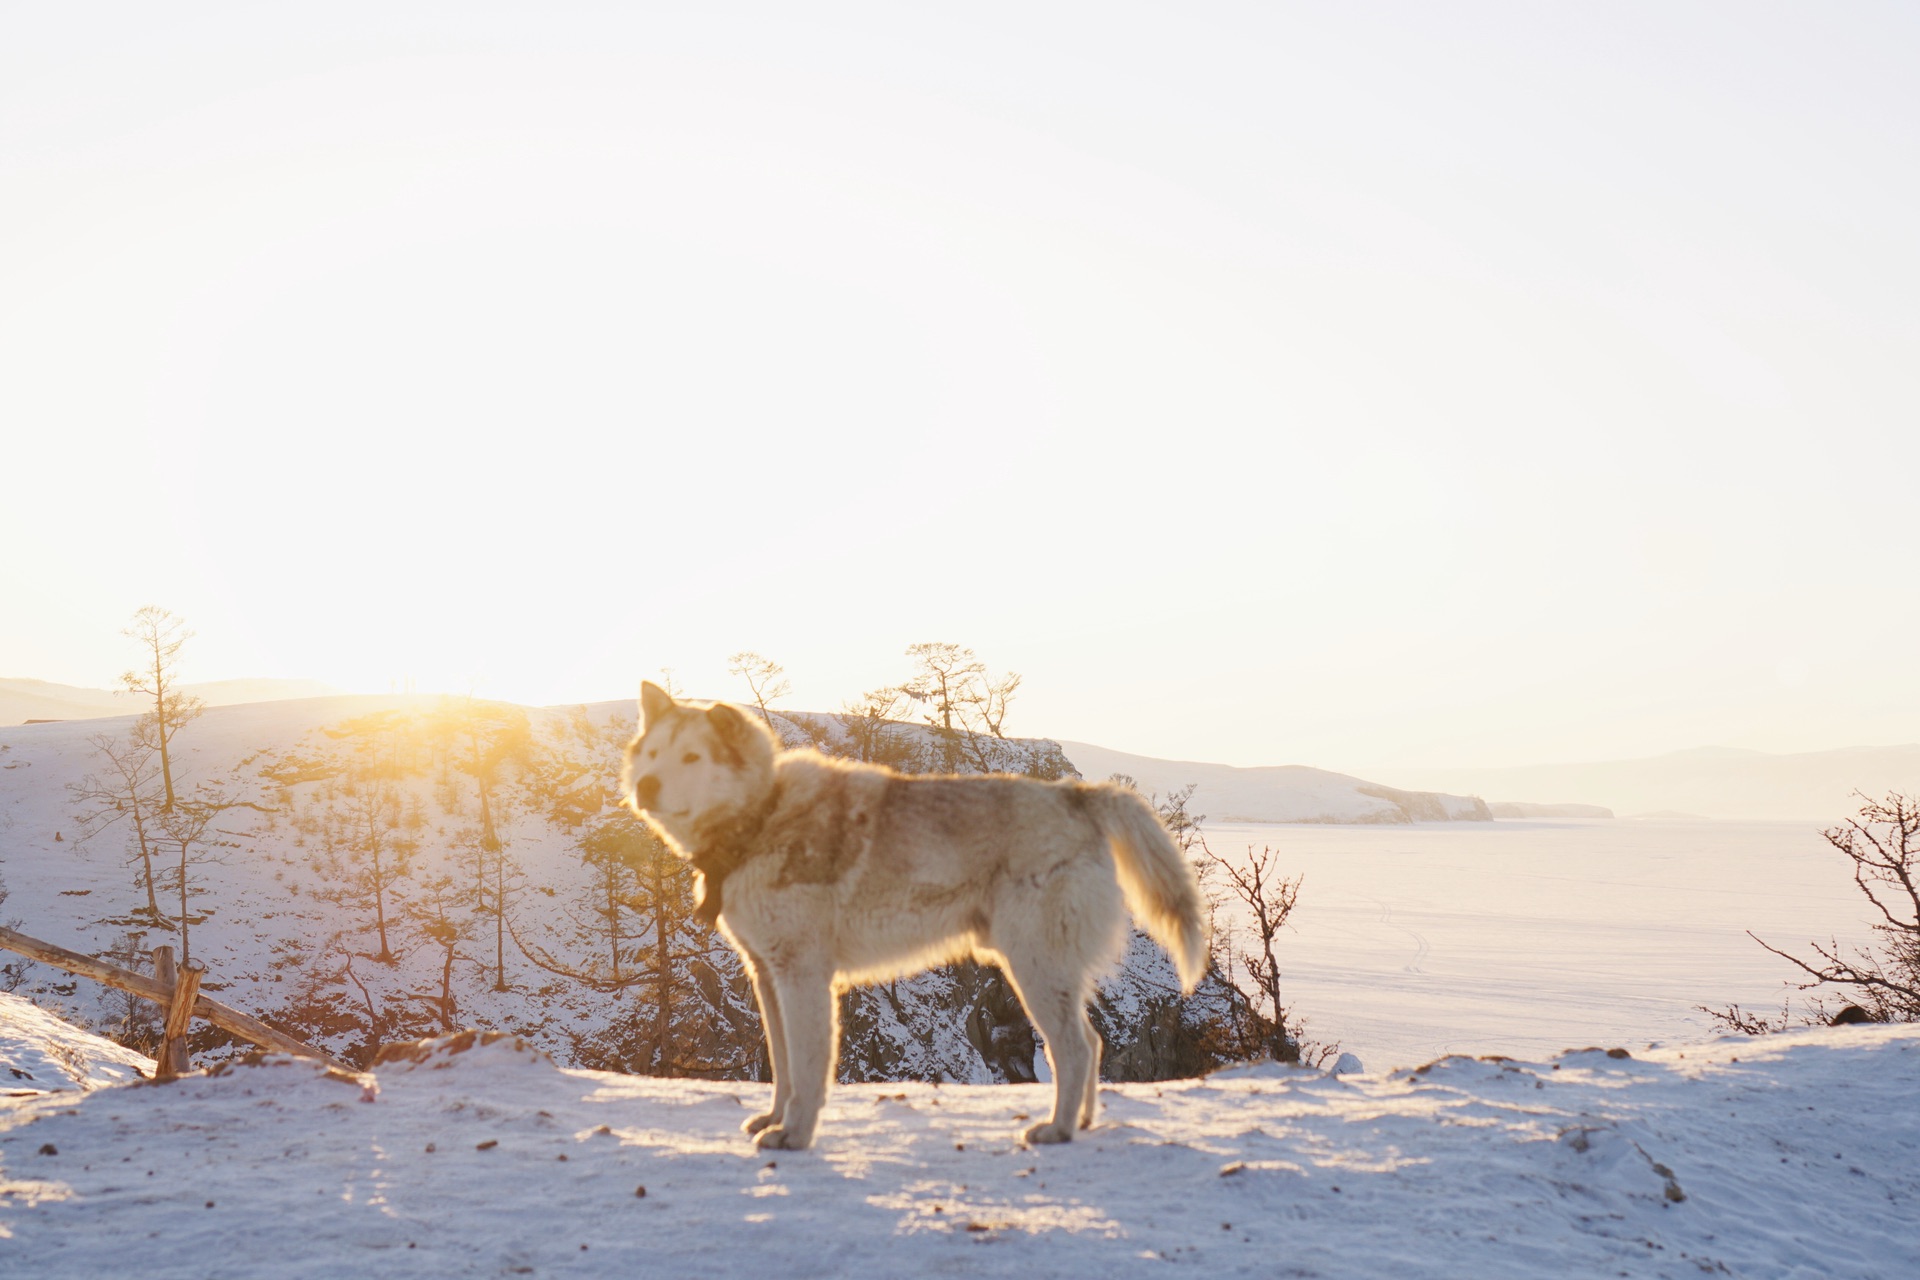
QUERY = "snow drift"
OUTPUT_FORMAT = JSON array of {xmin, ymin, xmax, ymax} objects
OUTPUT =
[{"xmin": 1, "ymin": 995, "xmax": 1914, "ymax": 1278}]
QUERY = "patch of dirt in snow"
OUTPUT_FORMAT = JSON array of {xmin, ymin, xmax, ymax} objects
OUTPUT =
[{"xmin": 1, "ymin": 1017, "xmax": 1916, "ymax": 1279}]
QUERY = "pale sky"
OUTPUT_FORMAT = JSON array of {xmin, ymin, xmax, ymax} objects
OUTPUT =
[{"xmin": 3, "ymin": 3, "xmax": 1916, "ymax": 773}]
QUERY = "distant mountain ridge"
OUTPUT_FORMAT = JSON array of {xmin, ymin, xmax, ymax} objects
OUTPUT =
[
  {"xmin": 1380, "ymin": 744, "xmax": 1920, "ymax": 823},
  {"xmin": 1056, "ymin": 741, "xmax": 1492, "ymax": 825},
  {"xmin": 0, "ymin": 677, "xmax": 346, "ymax": 726},
  {"xmin": 12, "ymin": 679, "xmax": 1906, "ymax": 821}
]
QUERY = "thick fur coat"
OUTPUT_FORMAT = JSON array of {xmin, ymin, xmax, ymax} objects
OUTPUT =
[{"xmin": 622, "ymin": 682, "xmax": 1207, "ymax": 1149}]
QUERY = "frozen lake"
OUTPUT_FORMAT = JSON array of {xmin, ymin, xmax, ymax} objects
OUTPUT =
[{"xmin": 1200, "ymin": 817, "xmax": 1873, "ymax": 1072}]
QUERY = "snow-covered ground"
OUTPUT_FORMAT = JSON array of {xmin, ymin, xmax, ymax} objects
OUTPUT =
[
  {"xmin": 2, "ymin": 996, "xmax": 1915, "ymax": 1278},
  {"xmin": 0, "ymin": 992, "xmax": 152, "ymax": 1093}
]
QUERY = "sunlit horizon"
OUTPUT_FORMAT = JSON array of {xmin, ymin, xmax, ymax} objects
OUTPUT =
[{"xmin": 5, "ymin": 4, "xmax": 1916, "ymax": 774}]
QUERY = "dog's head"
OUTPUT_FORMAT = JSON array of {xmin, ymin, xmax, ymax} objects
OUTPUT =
[{"xmin": 622, "ymin": 680, "xmax": 778, "ymax": 844}]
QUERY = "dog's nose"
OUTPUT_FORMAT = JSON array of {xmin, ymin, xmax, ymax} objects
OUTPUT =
[{"xmin": 631, "ymin": 774, "xmax": 662, "ymax": 810}]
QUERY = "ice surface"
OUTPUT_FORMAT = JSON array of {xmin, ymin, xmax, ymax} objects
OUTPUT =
[{"xmin": 1201, "ymin": 818, "xmax": 1868, "ymax": 1070}]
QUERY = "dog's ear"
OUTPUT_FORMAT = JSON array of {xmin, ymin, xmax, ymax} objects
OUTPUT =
[
  {"xmin": 705, "ymin": 702, "xmax": 758, "ymax": 765},
  {"xmin": 640, "ymin": 681, "xmax": 674, "ymax": 727}
]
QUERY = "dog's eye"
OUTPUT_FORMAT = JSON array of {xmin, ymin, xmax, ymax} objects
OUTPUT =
[{"xmin": 682, "ymin": 752, "xmax": 701, "ymax": 764}]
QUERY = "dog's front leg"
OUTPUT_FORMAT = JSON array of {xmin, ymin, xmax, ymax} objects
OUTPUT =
[
  {"xmin": 754, "ymin": 962, "xmax": 836, "ymax": 1150},
  {"xmin": 742, "ymin": 952, "xmax": 790, "ymax": 1135}
]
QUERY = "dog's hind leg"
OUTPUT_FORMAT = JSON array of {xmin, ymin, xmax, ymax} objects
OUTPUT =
[
  {"xmin": 741, "ymin": 950, "xmax": 790, "ymax": 1135},
  {"xmin": 754, "ymin": 959, "xmax": 837, "ymax": 1151},
  {"xmin": 1000, "ymin": 954, "xmax": 1096, "ymax": 1144}
]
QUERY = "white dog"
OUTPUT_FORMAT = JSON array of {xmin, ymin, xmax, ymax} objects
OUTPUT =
[{"xmin": 622, "ymin": 682, "xmax": 1207, "ymax": 1149}]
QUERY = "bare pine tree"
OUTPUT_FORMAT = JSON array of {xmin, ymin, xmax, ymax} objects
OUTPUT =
[
  {"xmin": 728, "ymin": 651, "xmax": 793, "ymax": 739},
  {"xmin": 836, "ymin": 686, "xmax": 916, "ymax": 768},
  {"xmin": 120, "ymin": 606, "xmax": 204, "ymax": 812},
  {"xmin": 962, "ymin": 670, "xmax": 1023, "ymax": 738},
  {"xmin": 153, "ymin": 790, "xmax": 231, "ymax": 967},
  {"xmin": 96, "ymin": 931, "xmax": 163, "ymax": 1054},
  {"xmin": 401, "ymin": 872, "xmax": 478, "ymax": 1033},
  {"xmin": 311, "ymin": 772, "xmax": 416, "ymax": 963},
  {"xmin": 0, "ymin": 873, "xmax": 32, "ymax": 992},
  {"xmin": 1190, "ymin": 829, "xmax": 1331, "ymax": 1066},
  {"xmin": 901, "ymin": 642, "xmax": 984, "ymax": 735},
  {"xmin": 425, "ymin": 697, "xmax": 537, "ymax": 990},
  {"xmin": 70, "ymin": 731, "xmax": 168, "ymax": 922},
  {"xmin": 470, "ymin": 790, "xmax": 522, "ymax": 992},
  {"xmin": 900, "ymin": 643, "xmax": 1029, "ymax": 772}
]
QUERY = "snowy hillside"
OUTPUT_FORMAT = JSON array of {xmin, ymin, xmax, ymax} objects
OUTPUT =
[
  {"xmin": 2, "ymin": 999, "xmax": 1915, "ymax": 1278},
  {"xmin": 1058, "ymin": 740, "xmax": 1492, "ymax": 824},
  {"xmin": 0, "ymin": 696, "xmax": 1220, "ymax": 1083},
  {"xmin": 0, "ymin": 992, "xmax": 153, "ymax": 1092}
]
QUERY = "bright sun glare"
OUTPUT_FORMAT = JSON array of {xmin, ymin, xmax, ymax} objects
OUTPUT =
[{"xmin": 3, "ymin": 4, "xmax": 1917, "ymax": 770}]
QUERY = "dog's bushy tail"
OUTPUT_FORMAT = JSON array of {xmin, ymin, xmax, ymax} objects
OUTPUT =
[{"xmin": 1084, "ymin": 783, "xmax": 1209, "ymax": 993}]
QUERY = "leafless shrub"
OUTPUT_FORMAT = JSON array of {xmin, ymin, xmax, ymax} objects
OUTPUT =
[
  {"xmin": 1121, "ymin": 779, "xmax": 1336, "ymax": 1067},
  {"xmin": 1704, "ymin": 791, "xmax": 1920, "ymax": 1032}
]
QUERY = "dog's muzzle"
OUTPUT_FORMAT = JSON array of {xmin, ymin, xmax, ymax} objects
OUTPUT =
[{"xmin": 630, "ymin": 774, "xmax": 662, "ymax": 811}]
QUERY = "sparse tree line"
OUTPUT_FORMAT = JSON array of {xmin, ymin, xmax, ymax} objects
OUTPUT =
[
  {"xmin": 51, "ymin": 612, "xmax": 1334, "ymax": 1078},
  {"xmin": 67, "ymin": 608, "xmax": 256, "ymax": 971},
  {"xmin": 32, "ymin": 608, "xmax": 1917, "ymax": 1081},
  {"xmin": 726, "ymin": 642, "xmax": 1062, "ymax": 777}
]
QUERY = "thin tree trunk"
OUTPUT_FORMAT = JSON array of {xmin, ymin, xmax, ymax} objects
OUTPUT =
[
  {"xmin": 606, "ymin": 863, "xmax": 621, "ymax": 983},
  {"xmin": 493, "ymin": 856, "xmax": 507, "ymax": 991},
  {"xmin": 470, "ymin": 727, "xmax": 490, "ymax": 900},
  {"xmin": 439, "ymin": 941, "xmax": 457, "ymax": 1031},
  {"xmin": 152, "ymin": 648, "xmax": 177, "ymax": 812},
  {"xmin": 133, "ymin": 815, "xmax": 161, "ymax": 920},
  {"xmin": 651, "ymin": 859, "xmax": 672, "ymax": 1072},
  {"xmin": 373, "ymin": 839, "xmax": 391, "ymax": 961},
  {"xmin": 176, "ymin": 842, "xmax": 191, "ymax": 967}
]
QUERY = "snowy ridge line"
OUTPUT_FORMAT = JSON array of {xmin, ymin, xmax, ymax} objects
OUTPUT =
[
  {"xmin": 1056, "ymin": 739, "xmax": 1493, "ymax": 825},
  {"xmin": 0, "ymin": 677, "xmax": 349, "ymax": 728}
]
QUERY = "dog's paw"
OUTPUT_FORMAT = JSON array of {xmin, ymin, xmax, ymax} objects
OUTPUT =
[
  {"xmin": 754, "ymin": 1125, "xmax": 815, "ymax": 1151},
  {"xmin": 1022, "ymin": 1120, "xmax": 1074, "ymax": 1145},
  {"xmin": 742, "ymin": 1111, "xmax": 779, "ymax": 1135}
]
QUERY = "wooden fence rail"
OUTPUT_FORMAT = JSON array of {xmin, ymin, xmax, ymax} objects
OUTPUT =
[{"xmin": 0, "ymin": 924, "xmax": 351, "ymax": 1074}]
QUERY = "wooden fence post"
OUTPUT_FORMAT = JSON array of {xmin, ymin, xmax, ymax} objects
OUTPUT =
[
  {"xmin": 152, "ymin": 945, "xmax": 180, "ymax": 1080},
  {"xmin": 164, "ymin": 965, "xmax": 202, "ymax": 1079},
  {"xmin": 150, "ymin": 945, "xmax": 202, "ymax": 1081}
]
